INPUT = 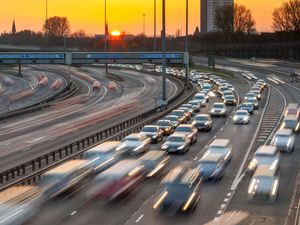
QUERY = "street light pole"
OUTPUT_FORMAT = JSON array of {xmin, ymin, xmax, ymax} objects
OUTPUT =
[
  {"xmin": 154, "ymin": 0, "xmax": 156, "ymax": 51},
  {"xmin": 104, "ymin": 0, "xmax": 108, "ymax": 73},
  {"xmin": 162, "ymin": 0, "xmax": 167, "ymax": 103},
  {"xmin": 143, "ymin": 13, "xmax": 146, "ymax": 50},
  {"xmin": 45, "ymin": 0, "xmax": 48, "ymax": 50},
  {"xmin": 185, "ymin": 0, "xmax": 189, "ymax": 87}
]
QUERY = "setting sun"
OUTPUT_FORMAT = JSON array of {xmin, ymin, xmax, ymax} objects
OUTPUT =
[{"xmin": 111, "ymin": 30, "xmax": 121, "ymax": 36}]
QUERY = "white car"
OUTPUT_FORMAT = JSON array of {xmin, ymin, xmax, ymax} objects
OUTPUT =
[
  {"xmin": 233, "ymin": 110, "xmax": 250, "ymax": 124},
  {"xmin": 209, "ymin": 103, "xmax": 227, "ymax": 117}
]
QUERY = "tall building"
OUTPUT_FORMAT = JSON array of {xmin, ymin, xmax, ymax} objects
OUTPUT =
[
  {"xmin": 200, "ymin": 0, "xmax": 233, "ymax": 33},
  {"xmin": 12, "ymin": 20, "xmax": 16, "ymax": 34}
]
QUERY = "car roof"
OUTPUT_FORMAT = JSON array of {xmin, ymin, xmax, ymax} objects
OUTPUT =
[
  {"xmin": 275, "ymin": 128, "xmax": 293, "ymax": 135},
  {"xmin": 139, "ymin": 150, "xmax": 166, "ymax": 161},
  {"xmin": 209, "ymin": 139, "xmax": 230, "ymax": 147},
  {"xmin": 169, "ymin": 133, "xmax": 187, "ymax": 138},
  {"xmin": 45, "ymin": 160, "xmax": 88, "ymax": 175},
  {"xmin": 86, "ymin": 141, "xmax": 121, "ymax": 153},
  {"xmin": 0, "ymin": 186, "xmax": 42, "ymax": 204},
  {"xmin": 199, "ymin": 152, "xmax": 223, "ymax": 162},
  {"xmin": 99, "ymin": 159, "xmax": 142, "ymax": 176},
  {"xmin": 213, "ymin": 102, "xmax": 225, "ymax": 105},
  {"xmin": 236, "ymin": 110, "xmax": 248, "ymax": 113},
  {"xmin": 177, "ymin": 124, "xmax": 193, "ymax": 128},
  {"xmin": 286, "ymin": 103, "xmax": 299, "ymax": 109},
  {"xmin": 283, "ymin": 115, "xmax": 298, "ymax": 121},
  {"xmin": 253, "ymin": 165, "xmax": 278, "ymax": 177},
  {"xmin": 256, "ymin": 145, "xmax": 277, "ymax": 155},
  {"xmin": 143, "ymin": 125, "xmax": 159, "ymax": 129},
  {"xmin": 196, "ymin": 114, "xmax": 209, "ymax": 117}
]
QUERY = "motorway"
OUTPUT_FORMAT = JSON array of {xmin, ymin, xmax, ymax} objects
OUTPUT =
[{"xmin": 0, "ymin": 59, "xmax": 299, "ymax": 225}]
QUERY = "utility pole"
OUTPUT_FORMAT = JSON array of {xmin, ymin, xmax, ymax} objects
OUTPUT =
[
  {"xmin": 143, "ymin": 13, "xmax": 146, "ymax": 50},
  {"xmin": 185, "ymin": 0, "xmax": 189, "ymax": 87},
  {"xmin": 154, "ymin": 0, "xmax": 156, "ymax": 51},
  {"xmin": 104, "ymin": 0, "xmax": 108, "ymax": 73},
  {"xmin": 162, "ymin": 0, "xmax": 167, "ymax": 103},
  {"xmin": 45, "ymin": 0, "xmax": 48, "ymax": 50}
]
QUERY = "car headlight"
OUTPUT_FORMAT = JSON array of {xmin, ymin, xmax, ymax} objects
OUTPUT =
[
  {"xmin": 248, "ymin": 160, "xmax": 257, "ymax": 170},
  {"xmin": 233, "ymin": 116, "xmax": 238, "ymax": 121},
  {"xmin": 243, "ymin": 117, "xmax": 248, "ymax": 121},
  {"xmin": 152, "ymin": 135, "xmax": 157, "ymax": 139},
  {"xmin": 162, "ymin": 145, "xmax": 168, "ymax": 149},
  {"xmin": 178, "ymin": 145, "xmax": 185, "ymax": 150},
  {"xmin": 204, "ymin": 121, "xmax": 209, "ymax": 125}
]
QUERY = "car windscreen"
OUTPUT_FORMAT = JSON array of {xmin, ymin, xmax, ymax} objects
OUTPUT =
[
  {"xmin": 225, "ymin": 95, "xmax": 234, "ymax": 99},
  {"xmin": 176, "ymin": 127, "xmax": 192, "ymax": 132},
  {"xmin": 236, "ymin": 111, "xmax": 247, "ymax": 116},
  {"xmin": 213, "ymin": 104, "xmax": 224, "ymax": 109},
  {"xmin": 199, "ymin": 161, "xmax": 217, "ymax": 170},
  {"xmin": 142, "ymin": 127, "xmax": 157, "ymax": 132},
  {"xmin": 209, "ymin": 147, "xmax": 227, "ymax": 154},
  {"xmin": 283, "ymin": 120, "xmax": 297, "ymax": 127},
  {"xmin": 275, "ymin": 135, "xmax": 290, "ymax": 142},
  {"xmin": 195, "ymin": 116, "xmax": 208, "ymax": 121},
  {"xmin": 167, "ymin": 136, "xmax": 185, "ymax": 142},
  {"xmin": 157, "ymin": 121, "xmax": 170, "ymax": 126}
]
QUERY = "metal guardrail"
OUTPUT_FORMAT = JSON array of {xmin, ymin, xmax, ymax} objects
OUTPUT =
[
  {"xmin": 0, "ymin": 75, "xmax": 194, "ymax": 191},
  {"xmin": 0, "ymin": 71, "xmax": 77, "ymax": 121}
]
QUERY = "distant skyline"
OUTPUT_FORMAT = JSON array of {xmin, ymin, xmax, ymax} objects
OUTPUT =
[{"xmin": 0, "ymin": 0, "xmax": 287, "ymax": 35}]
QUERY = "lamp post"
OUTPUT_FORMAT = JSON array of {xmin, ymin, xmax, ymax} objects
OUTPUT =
[
  {"xmin": 143, "ymin": 13, "xmax": 146, "ymax": 50},
  {"xmin": 154, "ymin": 0, "xmax": 156, "ymax": 51},
  {"xmin": 104, "ymin": 0, "xmax": 108, "ymax": 73},
  {"xmin": 185, "ymin": 0, "xmax": 189, "ymax": 87},
  {"xmin": 161, "ymin": 0, "xmax": 167, "ymax": 103},
  {"xmin": 45, "ymin": 0, "xmax": 48, "ymax": 50}
]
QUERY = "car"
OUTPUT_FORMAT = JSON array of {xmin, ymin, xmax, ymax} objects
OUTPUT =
[
  {"xmin": 193, "ymin": 94, "xmax": 207, "ymax": 107},
  {"xmin": 217, "ymin": 86, "xmax": 229, "ymax": 96},
  {"xmin": 178, "ymin": 107, "xmax": 193, "ymax": 119},
  {"xmin": 221, "ymin": 90, "xmax": 234, "ymax": 100},
  {"xmin": 174, "ymin": 124, "xmax": 198, "ymax": 144},
  {"xmin": 92, "ymin": 80, "xmax": 101, "ymax": 91},
  {"xmin": 182, "ymin": 103, "xmax": 196, "ymax": 114},
  {"xmin": 270, "ymin": 129, "xmax": 295, "ymax": 152},
  {"xmin": 38, "ymin": 160, "xmax": 92, "ymax": 198},
  {"xmin": 227, "ymin": 84, "xmax": 234, "ymax": 91},
  {"xmin": 138, "ymin": 151, "xmax": 170, "ymax": 178},
  {"xmin": 198, "ymin": 91, "xmax": 210, "ymax": 102},
  {"xmin": 161, "ymin": 133, "xmax": 191, "ymax": 154},
  {"xmin": 233, "ymin": 110, "xmax": 250, "ymax": 124},
  {"xmin": 251, "ymin": 89, "xmax": 262, "ymax": 100},
  {"xmin": 0, "ymin": 186, "xmax": 45, "ymax": 225},
  {"xmin": 248, "ymin": 165, "xmax": 279, "ymax": 202},
  {"xmin": 223, "ymin": 95, "xmax": 237, "ymax": 106},
  {"xmin": 284, "ymin": 103, "xmax": 299, "ymax": 118},
  {"xmin": 117, "ymin": 133, "xmax": 151, "ymax": 155},
  {"xmin": 164, "ymin": 115, "xmax": 180, "ymax": 128},
  {"xmin": 88, "ymin": 160, "xmax": 144, "ymax": 201},
  {"xmin": 82, "ymin": 141, "xmax": 122, "ymax": 173},
  {"xmin": 188, "ymin": 100, "xmax": 201, "ymax": 112},
  {"xmin": 245, "ymin": 97, "xmax": 259, "ymax": 110},
  {"xmin": 156, "ymin": 120, "xmax": 174, "ymax": 136},
  {"xmin": 280, "ymin": 115, "xmax": 300, "ymax": 133},
  {"xmin": 197, "ymin": 153, "xmax": 226, "ymax": 181},
  {"xmin": 252, "ymin": 85, "xmax": 263, "ymax": 93},
  {"xmin": 239, "ymin": 103, "xmax": 254, "ymax": 115},
  {"xmin": 140, "ymin": 125, "xmax": 164, "ymax": 143},
  {"xmin": 153, "ymin": 161, "xmax": 202, "ymax": 214},
  {"xmin": 244, "ymin": 92, "xmax": 257, "ymax": 101},
  {"xmin": 209, "ymin": 102, "xmax": 227, "ymax": 117},
  {"xmin": 192, "ymin": 114, "xmax": 213, "ymax": 131},
  {"xmin": 202, "ymin": 83, "xmax": 212, "ymax": 93},
  {"xmin": 257, "ymin": 79, "xmax": 267, "ymax": 88},
  {"xmin": 170, "ymin": 110, "xmax": 188, "ymax": 123},
  {"xmin": 247, "ymin": 145, "xmax": 280, "ymax": 175},
  {"xmin": 207, "ymin": 139, "xmax": 232, "ymax": 164}
]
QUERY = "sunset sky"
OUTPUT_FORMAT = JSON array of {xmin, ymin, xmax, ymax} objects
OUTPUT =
[{"xmin": 0, "ymin": 0, "xmax": 287, "ymax": 36}]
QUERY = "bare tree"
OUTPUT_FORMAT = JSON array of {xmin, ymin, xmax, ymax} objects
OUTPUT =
[
  {"xmin": 43, "ymin": 16, "xmax": 71, "ymax": 37},
  {"xmin": 215, "ymin": 4, "xmax": 256, "ymax": 35},
  {"xmin": 272, "ymin": 0, "xmax": 300, "ymax": 31},
  {"xmin": 71, "ymin": 29, "xmax": 87, "ymax": 38},
  {"xmin": 234, "ymin": 4, "xmax": 256, "ymax": 33}
]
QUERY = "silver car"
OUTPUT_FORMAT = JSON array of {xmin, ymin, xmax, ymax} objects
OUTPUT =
[
  {"xmin": 193, "ymin": 94, "xmax": 207, "ymax": 107},
  {"xmin": 270, "ymin": 129, "xmax": 295, "ymax": 152},
  {"xmin": 247, "ymin": 145, "xmax": 280, "ymax": 174},
  {"xmin": 280, "ymin": 115, "xmax": 300, "ymax": 133},
  {"xmin": 232, "ymin": 110, "xmax": 250, "ymax": 124},
  {"xmin": 118, "ymin": 133, "xmax": 151, "ymax": 155},
  {"xmin": 209, "ymin": 103, "xmax": 227, "ymax": 117},
  {"xmin": 248, "ymin": 164, "xmax": 279, "ymax": 202}
]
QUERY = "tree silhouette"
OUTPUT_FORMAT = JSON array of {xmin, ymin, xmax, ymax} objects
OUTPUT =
[{"xmin": 43, "ymin": 16, "xmax": 71, "ymax": 37}]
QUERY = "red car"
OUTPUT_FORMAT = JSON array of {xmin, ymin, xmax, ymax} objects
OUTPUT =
[{"xmin": 88, "ymin": 160, "xmax": 144, "ymax": 201}]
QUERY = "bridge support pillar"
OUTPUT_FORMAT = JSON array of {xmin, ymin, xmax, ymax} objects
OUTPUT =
[{"xmin": 18, "ymin": 64, "xmax": 22, "ymax": 77}]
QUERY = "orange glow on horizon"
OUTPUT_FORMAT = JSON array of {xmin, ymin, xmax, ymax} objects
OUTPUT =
[{"xmin": 0, "ymin": 0, "xmax": 288, "ymax": 35}]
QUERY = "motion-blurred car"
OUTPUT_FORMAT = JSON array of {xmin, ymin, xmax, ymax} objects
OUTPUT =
[
  {"xmin": 170, "ymin": 110, "xmax": 188, "ymax": 123},
  {"xmin": 174, "ymin": 124, "xmax": 198, "ymax": 144},
  {"xmin": 117, "ymin": 133, "xmax": 151, "ymax": 155},
  {"xmin": 202, "ymin": 83, "xmax": 212, "ymax": 93},
  {"xmin": 164, "ymin": 115, "xmax": 180, "ymax": 128},
  {"xmin": 233, "ymin": 110, "xmax": 250, "ymax": 124},
  {"xmin": 247, "ymin": 145, "xmax": 280, "ymax": 175},
  {"xmin": 209, "ymin": 102, "xmax": 227, "ymax": 117},
  {"xmin": 82, "ymin": 141, "xmax": 122, "ymax": 173},
  {"xmin": 161, "ymin": 133, "xmax": 191, "ymax": 154},
  {"xmin": 221, "ymin": 90, "xmax": 234, "ymax": 100},
  {"xmin": 223, "ymin": 95, "xmax": 237, "ymax": 106},
  {"xmin": 239, "ymin": 103, "xmax": 254, "ymax": 115},
  {"xmin": 257, "ymin": 79, "xmax": 267, "ymax": 89},
  {"xmin": 270, "ymin": 129, "xmax": 295, "ymax": 152},
  {"xmin": 92, "ymin": 80, "xmax": 101, "ymax": 91},
  {"xmin": 140, "ymin": 125, "xmax": 164, "ymax": 143},
  {"xmin": 156, "ymin": 120, "xmax": 174, "ymax": 136},
  {"xmin": 248, "ymin": 165, "xmax": 279, "ymax": 202},
  {"xmin": 192, "ymin": 114, "xmax": 213, "ymax": 131},
  {"xmin": 193, "ymin": 94, "xmax": 207, "ymax": 106},
  {"xmin": 0, "ymin": 186, "xmax": 45, "ymax": 225},
  {"xmin": 245, "ymin": 97, "xmax": 259, "ymax": 110},
  {"xmin": 284, "ymin": 103, "xmax": 299, "ymax": 118},
  {"xmin": 280, "ymin": 115, "xmax": 300, "ymax": 133},
  {"xmin": 138, "ymin": 150, "xmax": 170, "ymax": 178},
  {"xmin": 153, "ymin": 161, "xmax": 202, "ymax": 214},
  {"xmin": 182, "ymin": 103, "xmax": 196, "ymax": 114},
  {"xmin": 88, "ymin": 160, "xmax": 144, "ymax": 201},
  {"xmin": 207, "ymin": 139, "xmax": 232, "ymax": 164},
  {"xmin": 197, "ymin": 153, "xmax": 226, "ymax": 181},
  {"xmin": 38, "ymin": 160, "xmax": 92, "ymax": 198}
]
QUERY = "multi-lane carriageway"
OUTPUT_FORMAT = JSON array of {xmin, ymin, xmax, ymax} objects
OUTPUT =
[{"xmin": 0, "ymin": 59, "xmax": 299, "ymax": 225}]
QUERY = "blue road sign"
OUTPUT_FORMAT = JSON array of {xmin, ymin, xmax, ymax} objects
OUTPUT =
[{"xmin": 0, "ymin": 53, "xmax": 65, "ymax": 59}]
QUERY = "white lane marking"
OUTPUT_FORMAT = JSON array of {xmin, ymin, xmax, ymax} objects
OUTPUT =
[
  {"xmin": 267, "ymin": 77, "xmax": 279, "ymax": 84},
  {"xmin": 217, "ymin": 210, "xmax": 223, "ymax": 215},
  {"xmin": 220, "ymin": 204, "xmax": 226, "ymax": 209},
  {"xmin": 230, "ymin": 83, "xmax": 271, "ymax": 191},
  {"xmin": 25, "ymin": 136, "xmax": 47, "ymax": 143},
  {"xmin": 135, "ymin": 214, "xmax": 144, "ymax": 223},
  {"xmin": 0, "ymin": 209, "xmax": 24, "ymax": 224},
  {"xmin": 70, "ymin": 211, "xmax": 77, "ymax": 216},
  {"xmin": 272, "ymin": 77, "xmax": 285, "ymax": 84}
]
